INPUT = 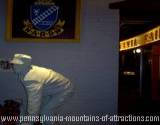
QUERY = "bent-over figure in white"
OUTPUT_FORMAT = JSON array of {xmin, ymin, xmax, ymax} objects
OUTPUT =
[{"xmin": 10, "ymin": 54, "xmax": 73, "ymax": 125}]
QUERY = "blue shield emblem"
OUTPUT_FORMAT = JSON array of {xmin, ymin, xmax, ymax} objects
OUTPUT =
[{"xmin": 30, "ymin": 4, "xmax": 59, "ymax": 31}]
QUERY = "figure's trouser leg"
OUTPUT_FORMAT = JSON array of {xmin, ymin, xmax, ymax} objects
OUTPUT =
[{"xmin": 40, "ymin": 83, "xmax": 74, "ymax": 125}]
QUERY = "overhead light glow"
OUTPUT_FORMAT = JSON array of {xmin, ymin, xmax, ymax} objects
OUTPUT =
[{"xmin": 136, "ymin": 48, "xmax": 141, "ymax": 53}]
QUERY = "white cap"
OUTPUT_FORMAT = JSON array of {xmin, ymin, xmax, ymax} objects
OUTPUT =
[{"xmin": 10, "ymin": 54, "xmax": 32, "ymax": 65}]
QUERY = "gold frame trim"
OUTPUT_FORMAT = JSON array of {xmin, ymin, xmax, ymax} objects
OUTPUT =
[{"xmin": 6, "ymin": 0, "xmax": 81, "ymax": 42}]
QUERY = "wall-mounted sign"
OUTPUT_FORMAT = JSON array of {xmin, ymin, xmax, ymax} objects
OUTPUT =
[
  {"xmin": 120, "ymin": 26, "xmax": 160, "ymax": 51},
  {"xmin": 6, "ymin": 0, "xmax": 81, "ymax": 42}
]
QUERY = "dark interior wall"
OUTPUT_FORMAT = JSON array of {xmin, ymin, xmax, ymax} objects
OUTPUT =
[{"xmin": 0, "ymin": 0, "xmax": 119, "ymax": 124}]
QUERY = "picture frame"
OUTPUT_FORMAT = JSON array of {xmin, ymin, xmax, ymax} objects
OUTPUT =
[{"xmin": 6, "ymin": 0, "xmax": 81, "ymax": 42}]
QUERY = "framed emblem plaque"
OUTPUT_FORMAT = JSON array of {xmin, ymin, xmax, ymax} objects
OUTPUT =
[{"xmin": 6, "ymin": 0, "xmax": 81, "ymax": 42}]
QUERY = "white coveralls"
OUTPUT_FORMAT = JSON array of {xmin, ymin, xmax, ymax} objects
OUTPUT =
[{"xmin": 11, "ymin": 54, "xmax": 73, "ymax": 125}]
